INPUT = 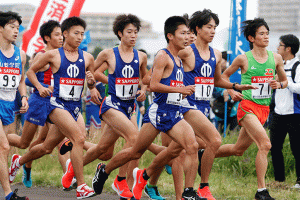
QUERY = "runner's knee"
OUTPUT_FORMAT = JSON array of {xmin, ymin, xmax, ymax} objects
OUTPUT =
[
  {"xmin": 184, "ymin": 141, "xmax": 199, "ymax": 155},
  {"xmin": 0, "ymin": 142, "xmax": 10, "ymax": 154}
]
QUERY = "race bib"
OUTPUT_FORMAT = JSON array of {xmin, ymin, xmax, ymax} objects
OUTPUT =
[
  {"xmin": 167, "ymin": 80, "xmax": 184, "ymax": 105},
  {"xmin": 251, "ymin": 76, "xmax": 273, "ymax": 99},
  {"xmin": 0, "ymin": 67, "xmax": 21, "ymax": 90},
  {"xmin": 59, "ymin": 78, "xmax": 84, "ymax": 101},
  {"xmin": 195, "ymin": 77, "xmax": 214, "ymax": 100},
  {"xmin": 115, "ymin": 77, "xmax": 139, "ymax": 100}
]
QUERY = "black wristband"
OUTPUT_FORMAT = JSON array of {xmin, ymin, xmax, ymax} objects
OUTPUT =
[
  {"xmin": 232, "ymin": 82, "xmax": 238, "ymax": 91},
  {"xmin": 21, "ymin": 95, "xmax": 28, "ymax": 100}
]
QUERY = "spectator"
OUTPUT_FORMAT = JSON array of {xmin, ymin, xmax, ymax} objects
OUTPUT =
[{"xmin": 269, "ymin": 34, "xmax": 300, "ymax": 188}]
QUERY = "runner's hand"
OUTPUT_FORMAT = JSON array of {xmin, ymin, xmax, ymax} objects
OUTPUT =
[
  {"xmin": 136, "ymin": 90, "xmax": 146, "ymax": 102},
  {"xmin": 179, "ymin": 85, "xmax": 195, "ymax": 95},
  {"xmin": 235, "ymin": 84, "xmax": 258, "ymax": 91},
  {"xmin": 20, "ymin": 98, "xmax": 29, "ymax": 113},
  {"xmin": 228, "ymin": 89, "xmax": 243, "ymax": 101},
  {"xmin": 38, "ymin": 86, "xmax": 52, "ymax": 97},
  {"xmin": 48, "ymin": 85, "xmax": 54, "ymax": 92},
  {"xmin": 86, "ymin": 71, "xmax": 96, "ymax": 88},
  {"xmin": 267, "ymin": 79, "xmax": 280, "ymax": 89},
  {"xmin": 90, "ymin": 87, "xmax": 102, "ymax": 105}
]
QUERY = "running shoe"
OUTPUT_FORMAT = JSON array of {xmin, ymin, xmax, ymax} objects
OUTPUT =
[
  {"xmin": 9, "ymin": 154, "xmax": 22, "ymax": 183},
  {"xmin": 59, "ymin": 139, "xmax": 73, "ymax": 155},
  {"xmin": 62, "ymin": 159, "xmax": 75, "ymax": 189},
  {"xmin": 22, "ymin": 165, "xmax": 32, "ymax": 188},
  {"xmin": 164, "ymin": 164, "xmax": 172, "ymax": 175},
  {"xmin": 112, "ymin": 176, "xmax": 133, "ymax": 198},
  {"xmin": 197, "ymin": 186, "xmax": 215, "ymax": 200},
  {"xmin": 64, "ymin": 177, "xmax": 78, "ymax": 191},
  {"xmin": 255, "ymin": 189, "xmax": 275, "ymax": 200},
  {"xmin": 144, "ymin": 185, "xmax": 165, "ymax": 200},
  {"xmin": 182, "ymin": 188, "xmax": 207, "ymax": 200},
  {"xmin": 92, "ymin": 163, "xmax": 108, "ymax": 194},
  {"xmin": 198, "ymin": 149, "xmax": 205, "ymax": 177},
  {"xmin": 9, "ymin": 189, "xmax": 29, "ymax": 200},
  {"xmin": 76, "ymin": 183, "xmax": 96, "ymax": 199},
  {"xmin": 132, "ymin": 168, "xmax": 148, "ymax": 199}
]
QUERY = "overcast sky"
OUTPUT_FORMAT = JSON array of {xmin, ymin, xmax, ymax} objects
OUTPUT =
[{"xmin": 3, "ymin": 0, "xmax": 258, "ymax": 32}]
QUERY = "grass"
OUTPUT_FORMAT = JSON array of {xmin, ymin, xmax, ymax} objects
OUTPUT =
[{"xmin": 10, "ymin": 127, "xmax": 300, "ymax": 199}]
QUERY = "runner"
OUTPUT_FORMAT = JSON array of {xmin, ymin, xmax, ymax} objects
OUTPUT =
[
  {"xmin": 6, "ymin": 20, "xmax": 67, "ymax": 188},
  {"xmin": 215, "ymin": 18, "xmax": 288, "ymax": 200},
  {"xmin": 0, "ymin": 11, "xmax": 29, "ymax": 200},
  {"xmin": 91, "ymin": 15, "xmax": 204, "ymax": 200},
  {"xmin": 8, "ymin": 16, "xmax": 96, "ymax": 199}
]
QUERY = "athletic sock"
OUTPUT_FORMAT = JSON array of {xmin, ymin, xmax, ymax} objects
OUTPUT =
[
  {"xmin": 200, "ymin": 183, "xmax": 209, "ymax": 189},
  {"xmin": 142, "ymin": 170, "xmax": 150, "ymax": 180},
  {"xmin": 257, "ymin": 188, "xmax": 267, "ymax": 192},
  {"xmin": 5, "ymin": 192, "xmax": 13, "ymax": 200},
  {"xmin": 117, "ymin": 176, "xmax": 126, "ymax": 182},
  {"xmin": 147, "ymin": 184, "xmax": 156, "ymax": 188}
]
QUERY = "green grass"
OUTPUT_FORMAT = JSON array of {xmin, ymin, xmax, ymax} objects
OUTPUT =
[{"xmin": 10, "ymin": 129, "xmax": 300, "ymax": 199}]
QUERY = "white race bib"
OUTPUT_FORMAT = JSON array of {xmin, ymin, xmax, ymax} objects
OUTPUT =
[
  {"xmin": 0, "ymin": 67, "xmax": 21, "ymax": 91},
  {"xmin": 251, "ymin": 76, "xmax": 273, "ymax": 99},
  {"xmin": 167, "ymin": 80, "xmax": 184, "ymax": 105},
  {"xmin": 59, "ymin": 78, "xmax": 84, "ymax": 101},
  {"xmin": 195, "ymin": 77, "xmax": 214, "ymax": 100},
  {"xmin": 115, "ymin": 77, "xmax": 139, "ymax": 100}
]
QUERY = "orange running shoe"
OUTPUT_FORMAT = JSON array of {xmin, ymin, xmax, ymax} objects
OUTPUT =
[
  {"xmin": 132, "ymin": 168, "xmax": 147, "ymax": 199},
  {"xmin": 197, "ymin": 186, "xmax": 216, "ymax": 200},
  {"xmin": 61, "ymin": 159, "xmax": 75, "ymax": 189},
  {"xmin": 112, "ymin": 176, "xmax": 133, "ymax": 198}
]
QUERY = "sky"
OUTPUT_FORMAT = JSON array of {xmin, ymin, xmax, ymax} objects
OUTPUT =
[{"xmin": 3, "ymin": 0, "xmax": 259, "ymax": 33}]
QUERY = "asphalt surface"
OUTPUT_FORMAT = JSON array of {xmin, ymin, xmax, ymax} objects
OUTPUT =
[{"xmin": 0, "ymin": 183, "xmax": 150, "ymax": 200}]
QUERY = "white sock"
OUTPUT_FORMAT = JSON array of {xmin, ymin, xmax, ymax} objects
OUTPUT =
[{"xmin": 257, "ymin": 188, "xmax": 266, "ymax": 192}]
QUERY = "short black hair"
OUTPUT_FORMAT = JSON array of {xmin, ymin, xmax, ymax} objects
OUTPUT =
[
  {"xmin": 0, "ymin": 11, "xmax": 22, "ymax": 28},
  {"xmin": 280, "ymin": 34, "xmax": 300, "ymax": 56},
  {"xmin": 242, "ymin": 18, "xmax": 269, "ymax": 49},
  {"xmin": 222, "ymin": 51, "xmax": 227, "ymax": 61},
  {"xmin": 40, "ymin": 20, "xmax": 60, "ymax": 44},
  {"xmin": 113, "ymin": 14, "xmax": 141, "ymax": 40},
  {"xmin": 189, "ymin": 9, "xmax": 219, "ymax": 35},
  {"xmin": 61, "ymin": 16, "xmax": 86, "ymax": 34},
  {"xmin": 113, "ymin": 14, "xmax": 141, "ymax": 41},
  {"xmin": 164, "ymin": 16, "xmax": 187, "ymax": 43}
]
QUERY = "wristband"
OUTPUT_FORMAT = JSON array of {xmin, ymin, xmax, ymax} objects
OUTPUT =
[
  {"xmin": 21, "ymin": 95, "xmax": 28, "ymax": 101},
  {"xmin": 280, "ymin": 82, "xmax": 283, "ymax": 89},
  {"xmin": 232, "ymin": 82, "xmax": 238, "ymax": 91}
]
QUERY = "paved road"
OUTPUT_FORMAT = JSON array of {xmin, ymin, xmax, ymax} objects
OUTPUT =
[{"xmin": 0, "ymin": 183, "xmax": 150, "ymax": 200}]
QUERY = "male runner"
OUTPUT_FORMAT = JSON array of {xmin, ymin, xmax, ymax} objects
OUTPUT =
[
  {"xmin": 0, "ymin": 11, "xmax": 29, "ymax": 200},
  {"xmin": 92, "ymin": 16, "xmax": 204, "ymax": 200},
  {"xmin": 216, "ymin": 18, "xmax": 288, "ymax": 200},
  {"xmin": 9, "ymin": 16, "xmax": 96, "ymax": 199},
  {"xmin": 6, "ymin": 20, "xmax": 65, "ymax": 188},
  {"xmin": 61, "ymin": 14, "xmax": 147, "ymax": 200}
]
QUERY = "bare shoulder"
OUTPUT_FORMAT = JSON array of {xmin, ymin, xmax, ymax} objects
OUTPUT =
[
  {"xmin": 83, "ymin": 51, "xmax": 94, "ymax": 61},
  {"xmin": 235, "ymin": 54, "xmax": 247, "ymax": 63},
  {"xmin": 154, "ymin": 50, "xmax": 170, "ymax": 65},
  {"xmin": 272, "ymin": 52, "xmax": 283, "ymax": 61},
  {"xmin": 179, "ymin": 46, "xmax": 193, "ymax": 59},
  {"xmin": 138, "ymin": 50, "xmax": 147, "ymax": 61},
  {"xmin": 213, "ymin": 48, "xmax": 221, "ymax": 57}
]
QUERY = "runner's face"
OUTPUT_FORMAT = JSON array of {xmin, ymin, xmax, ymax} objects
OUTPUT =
[
  {"xmin": 187, "ymin": 30, "xmax": 196, "ymax": 45},
  {"xmin": 64, "ymin": 25, "xmax": 84, "ymax": 48},
  {"xmin": 120, "ymin": 23, "xmax": 138, "ymax": 47},
  {"xmin": 1, "ymin": 20, "xmax": 19, "ymax": 43},
  {"xmin": 197, "ymin": 18, "xmax": 216, "ymax": 43},
  {"xmin": 49, "ymin": 27, "xmax": 63, "ymax": 49},
  {"xmin": 253, "ymin": 26, "xmax": 269, "ymax": 47},
  {"xmin": 173, "ymin": 24, "xmax": 189, "ymax": 50}
]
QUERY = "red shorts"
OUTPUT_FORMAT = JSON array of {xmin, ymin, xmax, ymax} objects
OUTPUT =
[{"xmin": 237, "ymin": 100, "xmax": 270, "ymax": 125}]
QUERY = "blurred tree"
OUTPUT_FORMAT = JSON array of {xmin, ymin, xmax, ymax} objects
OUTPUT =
[{"xmin": 92, "ymin": 46, "xmax": 103, "ymax": 59}]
